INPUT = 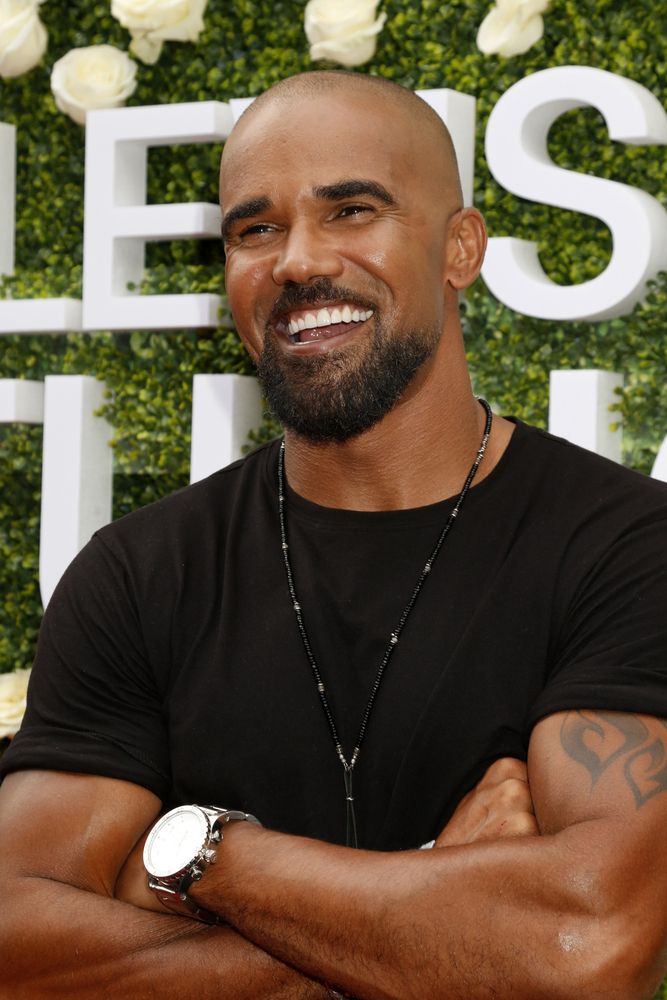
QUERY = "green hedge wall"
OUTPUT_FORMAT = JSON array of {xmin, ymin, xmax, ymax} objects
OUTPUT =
[
  {"xmin": 1, "ymin": 0, "xmax": 666, "ymax": 668},
  {"xmin": 0, "ymin": 3, "xmax": 666, "ymax": 994}
]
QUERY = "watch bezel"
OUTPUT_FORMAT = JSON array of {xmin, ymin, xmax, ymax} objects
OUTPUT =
[{"xmin": 143, "ymin": 804, "xmax": 211, "ymax": 879}]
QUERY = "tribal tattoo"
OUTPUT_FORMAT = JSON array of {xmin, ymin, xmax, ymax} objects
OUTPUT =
[{"xmin": 560, "ymin": 711, "xmax": 667, "ymax": 809}]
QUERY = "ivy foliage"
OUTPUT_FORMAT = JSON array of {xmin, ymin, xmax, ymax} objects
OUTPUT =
[
  {"xmin": 0, "ymin": 0, "xmax": 665, "ymax": 676},
  {"xmin": 0, "ymin": 3, "xmax": 666, "ymax": 990}
]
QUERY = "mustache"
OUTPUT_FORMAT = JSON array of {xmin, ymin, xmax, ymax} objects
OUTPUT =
[{"xmin": 268, "ymin": 280, "xmax": 376, "ymax": 323}]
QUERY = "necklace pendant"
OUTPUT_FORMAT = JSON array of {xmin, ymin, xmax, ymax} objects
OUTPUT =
[{"xmin": 343, "ymin": 767, "xmax": 358, "ymax": 849}]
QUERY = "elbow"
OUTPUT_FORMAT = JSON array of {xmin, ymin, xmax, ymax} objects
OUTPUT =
[{"xmin": 553, "ymin": 909, "xmax": 667, "ymax": 1000}]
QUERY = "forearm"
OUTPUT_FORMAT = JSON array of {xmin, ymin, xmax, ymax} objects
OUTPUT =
[
  {"xmin": 2, "ymin": 875, "xmax": 327, "ymax": 999},
  {"xmin": 189, "ymin": 822, "xmax": 654, "ymax": 1000}
]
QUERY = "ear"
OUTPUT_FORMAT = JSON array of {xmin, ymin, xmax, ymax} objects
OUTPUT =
[{"xmin": 444, "ymin": 208, "xmax": 488, "ymax": 290}]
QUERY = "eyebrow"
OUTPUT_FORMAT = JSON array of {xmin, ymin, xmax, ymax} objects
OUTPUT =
[
  {"xmin": 312, "ymin": 179, "xmax": 397, "ymax": 205},
  {"xmin": 220, "ymin": 179, "xmax": 397, "ymax": 242},
  {"xmin": 221, "ymin": 196, "xmax": 272, "ymax": 242}
]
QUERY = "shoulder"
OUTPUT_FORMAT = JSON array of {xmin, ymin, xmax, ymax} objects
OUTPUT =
[
  {"xmin": 509, "ymin": 419, "xmax": 667, "ymax": 518},
  {"xmin": 495, "ymin": 420, "xmax": 667, "ymax": 592},
  {"xmin": 85, "ymin": 439, "xmax": 281, "ymax": 585}
]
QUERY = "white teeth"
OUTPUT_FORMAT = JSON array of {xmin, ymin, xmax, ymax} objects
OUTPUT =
[{"xmin": 285, "ymin": 304, "xmax": 374, "ymax": 339}]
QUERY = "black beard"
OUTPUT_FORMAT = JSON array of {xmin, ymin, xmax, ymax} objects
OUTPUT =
[{"xmin": 256, "ymin": 314, "xmax": 440, "ymax": 444}]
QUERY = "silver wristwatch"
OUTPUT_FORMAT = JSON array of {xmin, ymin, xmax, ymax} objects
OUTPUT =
[{"xmin": 143, "ymin": 804, "xmax": 261, "ymax": 924}]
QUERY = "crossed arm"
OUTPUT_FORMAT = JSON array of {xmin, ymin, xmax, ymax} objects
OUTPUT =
[{"xmin": 1, "ymin": 709, "xmax": 666, "ymax": 999}]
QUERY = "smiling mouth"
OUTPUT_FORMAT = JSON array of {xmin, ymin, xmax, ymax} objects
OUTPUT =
[{"xmin": 279, "ymin": 303, "xmax": 375, "ymax": 345}]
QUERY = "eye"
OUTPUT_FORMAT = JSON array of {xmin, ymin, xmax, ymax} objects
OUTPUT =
[
  {"xmin": 239, "ymin": 222, "xmax": 276, "ymax": 238},
  {"xmin": 335, "ymin": 203, "xmax": 374, "ymax": 220}
]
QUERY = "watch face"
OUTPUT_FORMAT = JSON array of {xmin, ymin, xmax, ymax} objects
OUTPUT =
[{"xmin": 144, "ymin": 806, "xmax": 209, "ymax": 878}]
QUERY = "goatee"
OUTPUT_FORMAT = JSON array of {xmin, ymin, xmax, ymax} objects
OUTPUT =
[{"xmin": 256, "ymin": 315, "xmax": 440, "ymax": 444}]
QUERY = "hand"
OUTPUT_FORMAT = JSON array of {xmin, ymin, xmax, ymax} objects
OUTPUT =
[{"xmin": 434, "ymin": 757, "xmax": 538, "ymax": 848}]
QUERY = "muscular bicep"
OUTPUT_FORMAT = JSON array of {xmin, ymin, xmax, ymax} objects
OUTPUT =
[
  {"xmin": 528, "ymin": 710, "xmax": 667, "ymax": 981},
  {"xmin": 0, "ymin": 769, "xmax": 161, "ymax": 896},
  {"xmin": 529, "ymin": 710, "xmax": 667, "ymax": 834}
]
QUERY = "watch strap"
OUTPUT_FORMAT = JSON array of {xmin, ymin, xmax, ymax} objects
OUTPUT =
[
  {"xmin": 148, "ymin": 877, "xmax": 224, "ymax": 925},
  {"xmin": 145, "ymin": 804, "xmax": 261, "ymax": 922},
  {"xmin": 203, "ymin": 806, "xmax": 262, "ymax": 838}
]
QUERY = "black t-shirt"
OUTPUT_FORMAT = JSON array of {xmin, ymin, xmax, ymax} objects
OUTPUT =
[{"xmin": 3, "ymin": 421, "xmax": 667, "ymax": 850}]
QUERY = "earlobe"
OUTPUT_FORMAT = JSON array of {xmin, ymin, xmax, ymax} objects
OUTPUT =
[{"xmin": 446, "ymin": 208, "xmax": 488, "ymax": 290}]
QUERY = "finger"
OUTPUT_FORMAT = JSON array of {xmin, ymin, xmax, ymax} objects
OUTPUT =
[{"xmin": 494, "ymin": 777, "xmax": 536, "ymax": 815}]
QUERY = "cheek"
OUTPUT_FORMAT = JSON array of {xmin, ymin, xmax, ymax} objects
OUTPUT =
[
  {"xmin": 362, "ymin": 248, "xmax": 389, "ymax": 271},
  {"xmin": 226, "ymin": 256, "xmax": 265, "ymax": 308},
  {"xmin": 225, "ymin": 257, "xmax": 273, "ymax": 356}
]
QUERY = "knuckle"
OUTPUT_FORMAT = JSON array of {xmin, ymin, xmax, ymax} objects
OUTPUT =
[{"xmin": 484, "ymin": 757, "xmax": 527, "ymax": 783}]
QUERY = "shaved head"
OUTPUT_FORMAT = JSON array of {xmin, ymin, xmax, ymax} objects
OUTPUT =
[
  {"xmin": 219, "ymin": 69, "xmax": 486, "ymax": 444},
  {"xmin": 224, "ymin": 70, "xmax": 463, "ymax": 208}
]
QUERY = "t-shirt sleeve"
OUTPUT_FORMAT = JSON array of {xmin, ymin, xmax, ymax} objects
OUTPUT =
[
  {"xmin": 0, "ymin": 533, "xmax": 171, "ymax": 800},
  {"xmin": 527, "ymin": 507, "xmax": 667, "ymax": 729}
]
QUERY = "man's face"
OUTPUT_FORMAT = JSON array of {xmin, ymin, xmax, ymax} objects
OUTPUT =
[{"xmin": 220, "ymin": 89, "xmax": 456, "ymax": 442}]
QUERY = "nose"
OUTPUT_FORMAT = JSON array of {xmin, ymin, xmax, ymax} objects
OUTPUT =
[{"xmin": 271, "ymin": 221, "xmax": 344, "ymax": 286}]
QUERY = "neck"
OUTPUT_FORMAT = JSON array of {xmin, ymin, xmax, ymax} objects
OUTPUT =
[{"xmin": 282, "ymin": 326, "xmax": 514, "ymax": 511}]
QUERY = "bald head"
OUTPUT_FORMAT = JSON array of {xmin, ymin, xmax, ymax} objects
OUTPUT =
[
  {"xmin": 224, "ymin": 71, "xmax": 463, "ymax": 208},
  {"xmin": 218, "ymin": 70, "xmax": 488, "ymax": 444}
]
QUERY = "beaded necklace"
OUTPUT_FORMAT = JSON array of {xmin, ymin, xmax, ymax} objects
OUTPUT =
[{"xmin": 277, "ymin": 397, "xmax": 493, "ymax": 847}]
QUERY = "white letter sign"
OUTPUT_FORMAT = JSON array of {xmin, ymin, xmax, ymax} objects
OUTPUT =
[
  {"xmin": 0, "ymin": 123, "xmax": 82, "ymax": 335},
  {"xmin": 0, "ymin": 122, "xmax": 15, "ymax": 278},
  {"xmin": 39, "ymin": 376, "xmax": 113, "ymax": 606},
  {"xmin": 83, "ymin": 101, "xmax": 234, "ymax": 331},
  {"xmin": 483, "ymin": 67, "xmax": 667, "ymax": 321},
  {"xmin": 548, "ymin": 369, "xmax": 623, "ymax": 463},
  {"xmin": 190, "ymin": 374, "xmax": 263, "ymax": 484},
  {"xmin": 417, "ymin": 90, "xmax": 476, "ymax": 208}
]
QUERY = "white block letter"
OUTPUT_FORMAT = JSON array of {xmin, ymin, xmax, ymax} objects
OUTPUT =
[
  {"xmin": 83, "ymin": 102, "xmax": 234, "ymax": 332},
  {"xmin": 0, "ymin": 122, "xmax": 15, "ymax": 277},
  {"xmin": 651, "ymin": 438, "xmax": 667, "ymax": 483},
  {"xmin": 548, "ymin": 369, "xmax": 623, "ymax": 462},
  {"xmin": 417, "ymin": 90, "xmax": 476, "ymax": 207},
  {"xmin": 40, "ymin": 376, "xmax": 113, "ymax": 606},
  {"xmin": 190, "ymin": 374, "xmax": 263, "ymax": 483},
  {"xmin": 0, "ymin": 123, "xmax": 81, "ymax": 334},
  {"xmin": 0, "ymin": 379, "xmax": 44, "ymax": 423},
  {"xmin": 483, "ymin": 67, "xmax": 667, "ymax": 321}
]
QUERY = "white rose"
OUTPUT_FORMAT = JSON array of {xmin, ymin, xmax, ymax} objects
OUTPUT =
[
  {"xmin": 0, "ymin": 0, "xmax": 47, "ymax": 79},
  {"xmin": 0, "ymin": 667, "xmax": 31, "ymax": 740},
  {"xmin": 111, "ymin": 0, "xmax": 208, "ymax": 65},
  {"xmin": 50, "ymin": 45, "xmax": 138, "ymax": 127},
  {"xmin": 305, "ymin": 0, "xmax": 386, "ymax": 68},
  {"xmin": 477, "ymin": 0, "xmax": 550, "ymax": 58}
]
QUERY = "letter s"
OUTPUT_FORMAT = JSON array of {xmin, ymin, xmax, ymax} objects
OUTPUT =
[{"xmin": 482, "ymin": 67, "xmax": 667, "ymax": 321}]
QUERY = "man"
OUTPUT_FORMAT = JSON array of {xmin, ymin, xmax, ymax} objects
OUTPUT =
[{"xmin": 1, "ymin": 71, "xmax": 667, "ymax": 999}]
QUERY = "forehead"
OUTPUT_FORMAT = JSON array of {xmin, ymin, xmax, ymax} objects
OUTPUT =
[{"xmin": 220, "ymin": 91, "xmax": 423, "ymax": 205}]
